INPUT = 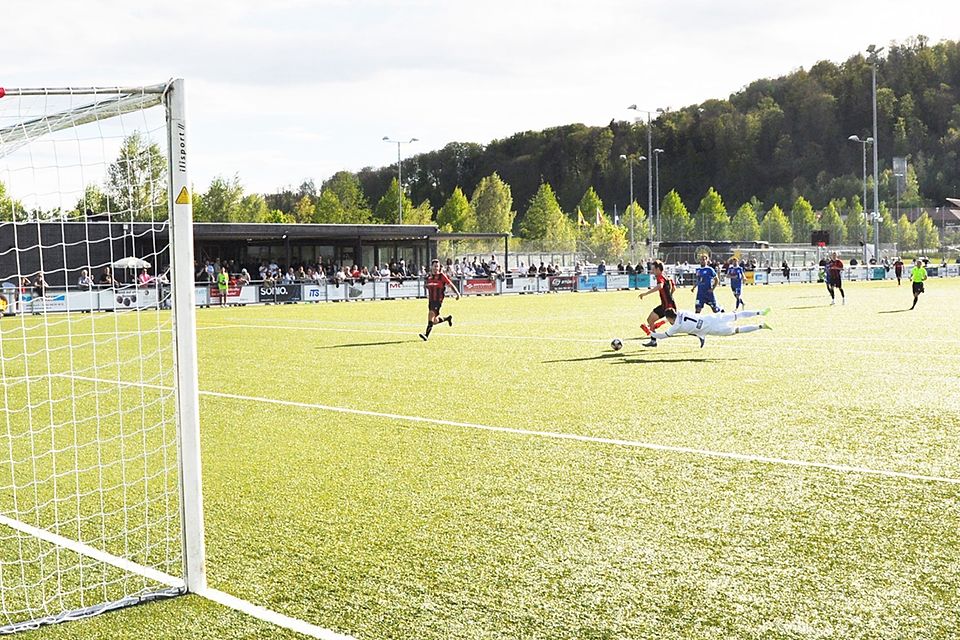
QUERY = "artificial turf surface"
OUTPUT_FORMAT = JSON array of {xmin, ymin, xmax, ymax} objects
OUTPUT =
[{"xmin": 6, "ymin": 277, "xmax": 959, "ymax": 639}]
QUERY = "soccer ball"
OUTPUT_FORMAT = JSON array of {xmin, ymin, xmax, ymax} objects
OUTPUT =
[{"xmin": 611, "ymin": 338, "xmax": 623, "ymax": 351}]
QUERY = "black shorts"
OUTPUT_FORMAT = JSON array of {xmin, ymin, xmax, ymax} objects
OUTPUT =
[
  {"xmin": 652, "ymin": 304, "xmax": 674, "ymax": 318},
  {"xmin": 826, "ymin": 275, "xmax": 841, "ymax": 288},
  {"xmin": 429, "ymin": 300, "xmax": 443, "ymax": 313},
  {"xmin": 912, "ymin": 281, "xmax": 924, "ymax": 295}
]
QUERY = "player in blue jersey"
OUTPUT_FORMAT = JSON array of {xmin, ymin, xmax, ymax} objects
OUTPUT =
[
  {"xmin": 726, "ymin": 257, "xmax": 745, "ymax": 310},
  {"xmin": 691, "ymin": 254, "xmax": 723, "ymax": 313}
]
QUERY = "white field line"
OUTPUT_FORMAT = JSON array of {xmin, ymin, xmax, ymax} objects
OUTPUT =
[
  {"xmin": 0, "ymin": 512, "xmax": 352, "ymax": 639},
  {"xmin": 0, "ymin": 513, "xmax": 183, "ymax": 589},
  {"xmin": 196, "ymin": 322, "xmax": 605, "ymax": 344},
  {"xmin": 47, "ymin": 373, "xmax": 960, "ymax": 487},
  {"xmin": 199, "ymin": 588, "xmax": 355, "ymax": 640},
  {"xmin": 194, "ymin": 321, "xmax": 960, "ymax": 357}
]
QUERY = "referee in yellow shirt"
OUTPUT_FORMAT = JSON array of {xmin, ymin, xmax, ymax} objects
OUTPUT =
[{"xmin": 910, "ymin": 259, "xmax": 927, "ymax": 310}]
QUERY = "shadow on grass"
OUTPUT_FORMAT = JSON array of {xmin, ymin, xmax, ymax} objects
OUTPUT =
[
  {"xmin": 786, "ymin": 304, "xmax": 827, "ymax": 310},
  {"xmin": 617, "ymin": 356, "xmax": 740, "ymax": 364},
  {"xmin": 544, "ymin": 353, "xmax": 739, "ymax": 364},
  {"xmin": 319, "ymin": 340, "xmax": 413, "ymax": 348},
  {"xmin": 543, "ymin": 353, "xmax": 626, "ymax": 363},
  {"xmin": 878, "ymin": 309, "xmax": 910, "ymax": 314}
]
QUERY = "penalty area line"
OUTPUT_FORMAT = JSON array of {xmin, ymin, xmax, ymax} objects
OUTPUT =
[
  {"xmin": 203, "ymin": 389, "xmax": 960, "ymax": 487},
  {"xmin": 43, "ymin": 373, "xmax": 960, "ymax": 488}
]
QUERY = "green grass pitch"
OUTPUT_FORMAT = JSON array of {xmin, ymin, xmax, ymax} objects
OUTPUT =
[{"xmin": 10, "ymin": 278, "xmax": 960, "ymax": 639}]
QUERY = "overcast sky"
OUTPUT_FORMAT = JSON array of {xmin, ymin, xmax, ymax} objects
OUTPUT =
[{"xmin": 3, "ymin": 0, "xmax": 958, "ymax": 197}]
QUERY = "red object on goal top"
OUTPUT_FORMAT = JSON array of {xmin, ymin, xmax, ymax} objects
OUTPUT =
[
  {"xmin": 0, "ymin": 88, "xmax": 5, "ymax": 98},
  {"xmin": 818, "ymin": 241, "xmax": 826, "ymax": 247}
]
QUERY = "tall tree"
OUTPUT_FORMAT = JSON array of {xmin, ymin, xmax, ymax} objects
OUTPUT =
[
  {"xmin": 759, "ymin": 205, "xmax": 793, "ymax": 243},
  {"xmin": 576, "ymin": 187, "xmax": 604, "ymax": 225},
  {"xmin": 790, "ymin": 196, "xmax": 817, "ymax": 244},
  {"xmin": 193, "ymin": 175, "xmax": 245, "ymax": 222},
  {"xmin": 913, "ymin": 212, "xmax": 938, "ymax": 254},
  {"xmin": 314, "ymin": 189, "xmax": 346, "ymax": 224},
  {"xmin": 819, "ymin": 200, "xmax": 846, "ymax": 245},
  {"xmin": 659, "ymin": 190, "xmax": 695, "ymax": 241},
  {"xmin": 878, "ymin": 203, "xmax": 896, "ymax": 243},
  {"xmin": 406, "ymin": 199, "xmax": 435, "ymax": 225},
  {"xmin": 0, "ymin": 180, "xmax": 26, "ymax": 221},
  {"xmin": 107, "ymin": 131, "xmax": 168, "ymax": 221},
  {"xmin": 323, "ymin": 171, "xmax": 372, "ymax": 221},
  {"xmin": 436, "ymin": 187, "xmax": 476, "ymax": 232},
  {"xmin": 292, "ymin": 195, "xmax": 316, "ymax": 223},
  {"xmin": 696, "ymin": 187, "xmax": 730, "ymax": 240},
  {"xmin": 730, "ymin": 202, "xmax": 761, "ymax": 241},
  {"xmin": 471, "ymin": 173, "xmax": 514, "ymax": 233},
  {"xmin": 238, "ymin": 193, "xmax": 270, "ymax": 222},
  {"xmin": 584, "ymin": 219, "xmax": 628, "ymax": 260},
  {"xmin": 72, "ymin": 184, "xmax": 108, "ymax": 219},
  {"xmin": 520, "ymin": 182, "xmax": 576, "ymax": 251},
  {"xmin": 620, "ymin": 201, "xmax": 650, "ymax": 247},
  {"xmin": 845, "ymin": 196, "xmax": 867, "ymax": 248},
  {"xmin": 896, "ymin": 213, "xmax": 917, "ymax": 250},
  {"xmin": 374, "ymin": 178, "xmax": 414, "ymax": 224}
]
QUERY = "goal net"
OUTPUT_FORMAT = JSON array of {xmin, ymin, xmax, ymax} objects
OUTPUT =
[{"xmin": 0, "ymin": 82, "xmax": 204, "ymax": 633}]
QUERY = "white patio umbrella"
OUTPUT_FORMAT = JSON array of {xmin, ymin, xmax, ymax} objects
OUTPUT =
[{"xmin": 112, "ymin": 257, "xmax": 151, "ymax": 270}]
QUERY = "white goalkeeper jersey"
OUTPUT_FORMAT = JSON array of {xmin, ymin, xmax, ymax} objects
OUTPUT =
[{"xmin": 657, "ymin": 311, "xmax": 736, "ymax": 338}]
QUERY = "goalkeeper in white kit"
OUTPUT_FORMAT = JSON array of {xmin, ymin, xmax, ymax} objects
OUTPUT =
[{"xmin": 647, "ymin": 307, "xmax": 772, "ymax": 348}]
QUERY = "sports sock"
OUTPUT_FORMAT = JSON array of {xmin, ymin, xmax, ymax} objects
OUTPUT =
[
  {"xmin": 737, "ymin": 325, "xmax": 762, "ymax": 334},
  {"xmin": 640, "ymin": 323, "xmax": 651, "ymax": 335},
  {"xmin": 425, "ymin": 322, "xmax": 434, "ymax": 337},
  {"xmin": 652, "ymin": 319, "xmax": 667, "ymax": 330}
]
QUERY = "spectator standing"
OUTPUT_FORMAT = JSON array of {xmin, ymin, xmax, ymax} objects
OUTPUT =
[
  {"xmin": 78, "ymin": 270, "xmax": 94, "ymax": 290},
  {"xmin": 217, "ymin": 266, "xmax": 229, "ymax": 306}
]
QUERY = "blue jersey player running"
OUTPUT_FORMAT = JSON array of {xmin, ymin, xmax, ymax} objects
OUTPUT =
[
  {"xmin": 691, "ymin": 254, "xmax": 723, "ymax": 313},
  {"xmin": 726, "ymin": 257, "xmax": 745, "ymax": 310}
]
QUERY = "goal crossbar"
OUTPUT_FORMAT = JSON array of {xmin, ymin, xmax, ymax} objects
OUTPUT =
[{"xmin": 0, "ymin": 88, "xmax": 165, "ymax": 160}]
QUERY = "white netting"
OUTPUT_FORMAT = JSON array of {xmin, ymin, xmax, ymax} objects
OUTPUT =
[{"xmin": 0, "ymin": 85, "xmax": 184, "ymax": 633}]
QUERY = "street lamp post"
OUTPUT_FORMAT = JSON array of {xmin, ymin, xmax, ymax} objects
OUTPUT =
[
  {"xmin": 382, "ymin": 136, "xmax": 418, "ymax": 224},
  {"xmin": 619, "ymin": 153, "xmax": 646, "ymax": 254},
  {"xmin": 848, "ymin": 134, "xmax": 873, "ymax": 263},
  {"xmin": 628, "ymin": 105, "xmax": 655, "ymax": 258},
  {"xmin": 867, "ymin": 44, "xmax": 884, "ymax": 262},
  {"xmin": 653, "ymin": 148, "xmax": 664, "ymax": 244}
]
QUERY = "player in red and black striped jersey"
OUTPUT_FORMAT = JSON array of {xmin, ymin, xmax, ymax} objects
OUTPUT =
[
  {"xmin": 420, "ymin": 259, "xmax": 461, "ymax": 341},
  {"xmin": 637, "ymin": 260, "xmax": 676, "ymax": 347},
  {"xmin": 824, "ymin": 252, "xmax": 845, "ymax": 305}
]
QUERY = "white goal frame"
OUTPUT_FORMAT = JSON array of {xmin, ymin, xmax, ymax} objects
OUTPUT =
[{"xmin": 0, "ymin": 79, "xmax": 205, "ymax": 631}]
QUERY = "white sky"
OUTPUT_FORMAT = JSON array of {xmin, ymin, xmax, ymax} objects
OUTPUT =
[{"xmin": 3, "ymin": 0, "xmax": 959, "ymax": 197}]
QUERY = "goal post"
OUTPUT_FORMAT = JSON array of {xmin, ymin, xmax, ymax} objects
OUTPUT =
[{"xmin": 0, "ymin": 80, "xmax": 205, "ymax": 632}]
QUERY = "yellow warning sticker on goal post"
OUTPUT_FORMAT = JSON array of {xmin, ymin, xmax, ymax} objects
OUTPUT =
[{"xmin": 175, "ymin": 187, "xmax": 191, "ymax": 205}]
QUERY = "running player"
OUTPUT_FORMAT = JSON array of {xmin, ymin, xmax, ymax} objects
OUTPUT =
[
  {"xmin": 420, "ymin": 258, "xmax": 461, "ymax": 341},
  {"xmin": 691, "ymin": 254, "xmax": 723, "ymax": 313},
  {"xmin": 649, "ymin": 307, "xmax": 772, "ymax": 348},
  {"xmin": 909, "ymin": 258, "xmax": 927, "ymax": 310},
  {"xmin": 726, "ymin": 257, "xmax": 745, "ymax": 310},
  {"xmin": 824, "ymin": 252, "xmax": 845, "ymax": 305},
  {"xmin": 893, "ymin": 257, "xmax": 904, "ymax": 285},
  {"xmin": 638, "ymin": 260, "xmax": 676, "ymax": 348}
]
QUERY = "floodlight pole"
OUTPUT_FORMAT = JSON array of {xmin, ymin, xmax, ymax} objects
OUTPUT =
[
  {"xmin": 619, "ymin": 154, "xmax": 635, "ymax": 248},
  {"xmin": 628, "ymin": 105, "xmax": 656, "ymax": 260},
  {"xmin": 653, "ymin": 148, "xmax": 664, "ymax": 244},
  {"xmin": 383, "ymin": 136, "xmax": 418, "ymax": 224},
  {"xmin": 848, "ymin": 134, "xmax": 873, "ymax": 264},
  {"xmin": 868, "ymin": 45, "xmax": 883, "ymax": 262}
]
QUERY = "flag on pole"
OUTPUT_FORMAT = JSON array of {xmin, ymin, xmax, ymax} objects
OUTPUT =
[
  {"xmin": 595, "ymin": 207, "xmax": 605, "ymax": 225},
  {"xmin": 577, "ymin": 207, "xmax": 588, "ymax": 227}
]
